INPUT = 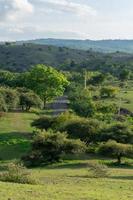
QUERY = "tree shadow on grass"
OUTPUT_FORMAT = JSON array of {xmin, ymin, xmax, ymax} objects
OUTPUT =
[
  {"xmin": 0, "ymin": 131, "xmax": 33, "ymax": 141},
  {"xmin": 45, "ymin": 162, "xmax": 88, "ymax": 170},
  {"xmin": 0, "ymin": 132, "xmax": 32, "ymax": 161},
  {"xmin": 110, "ymin": 175, "xmax": 133, "ymax": 180},
  {"xmin": 106, "ymin": 162, "xmax": 133, "ymax": 169},
  {"xmin": 45, "ymin": 158, "xmax": 133, "ymax": 170},
  {"xmin": 66, "ymin": 175, "xmax": 133, "ymax": 181}
]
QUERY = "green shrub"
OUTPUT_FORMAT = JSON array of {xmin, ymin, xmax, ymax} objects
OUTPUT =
[
  {"xmin": 23, "ymin": 130, "xmax": 86, "ymax": 166},
  {"xmin": 69, "ymin": 88, "xmax": 96, "ymax": 117},
  {"xmin": 0, "ymin": 87, "xmax": 19, "ymax": 110},
  {"xmin": 87, "ymin": 161, "xmax": 109, "ymax": 178},
  {"xmin": 100, "ymin": 123, "xmax": 133, "ymax": 144},
  {"xmin": 98, "ymin": 140, "xmax": 133, "ymax": 165},
  {"xmin": 100, "ymin": 87, "xmax": 119, "ymax": 98},
  {"xmin": 70, "ymin": 99, "xmax": 96, "ymax": 117},
  {"xmin": 0, "ymin": 162, "xmax": 36, "ymax": 184},
  {"xmin": 96, "ymin": 103, "xmax": 118, "ymax": 114},
  {"xmin": 19, "ymin": 91, "xmax": 43, "ymax": 111},
  {"xmin": 64, "ymin": 139, "xmax": 86, "ymax": 154},
  {"xmin": 31, "ymin": 116, "xmax": 56, "ymax": 130},
  {"xmin": 90, "ymin": 73, "xmax": 106, "ymax": 86},
  {"xmin": 60, "ymin": 118, "xmax": 101, "ymax": 144},
  {"xmin": 54, "ymin": 111, "xmax": 80, "ymax": 130},
  {"xmin": 0, "ymin": 94, "xmax": 7, "ymax": 112}
]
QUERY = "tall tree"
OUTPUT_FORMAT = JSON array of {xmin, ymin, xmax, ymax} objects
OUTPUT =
[{"xmin": 24, "ymin": 65, "xmax": 69, "ymax": 106}]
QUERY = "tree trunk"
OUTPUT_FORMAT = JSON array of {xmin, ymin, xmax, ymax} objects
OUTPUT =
[
  {"xmin": 22, "ymin": 105, "xmax": 24, "ymax": 111},
  {"xmin": 117, "ymin": 154, "xmax": 122, "ymax": 165},
  {"xmin": 43, "ymin": 99, "xmax": 47, "ymax": 109}
]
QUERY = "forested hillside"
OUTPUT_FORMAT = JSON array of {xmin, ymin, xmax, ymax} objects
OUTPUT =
[
  {"xmin": 1, "ymin": 43, "xmax": 133, "ymax": 74},
  {"xmin": 0, "ymin": 43, "xmax": 90, "ymax": 72}
]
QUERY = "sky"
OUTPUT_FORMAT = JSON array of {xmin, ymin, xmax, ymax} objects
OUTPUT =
[{"xmin": 0, "ymin": 0, "xmax": 133, "ymax": 41}]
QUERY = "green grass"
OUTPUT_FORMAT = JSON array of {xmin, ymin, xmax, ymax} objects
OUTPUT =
[
  {"xmin": 120, "ymin": 90, "xmax": 133, "ymax": 112},
  {"xmin": 95, "ymin": 89, "xmax": 133, "ymax": 113},
  {"xmin": 0, "ymin": 159, "xmax": 133, "ymax": 200},
  {"xmin": 0, "ymin": 112, "xmax": 133, "ymax": 200},
  {"xmin": 0, "ymin": 112, "xmax": 37, "ymax": 160}
]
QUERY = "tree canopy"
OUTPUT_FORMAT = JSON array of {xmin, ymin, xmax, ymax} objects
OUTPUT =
[{"xmin": 24, "ymin": 65, "xmax": 69, "ymax": 106}]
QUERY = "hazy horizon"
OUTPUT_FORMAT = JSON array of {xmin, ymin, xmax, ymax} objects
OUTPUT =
[{"xmin": 2, "ymin": 38, "xmax": 133, "ymax": 43}]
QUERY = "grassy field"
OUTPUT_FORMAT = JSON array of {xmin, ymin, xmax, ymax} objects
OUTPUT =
[
  {"xmin": 0, "ymin": 112, "xmax": 37, "ymax": 160},
  {"xmin": 0, "ymin": 160, "xmax": 133, "ymax": 200},
  {"xmin": 120, "ymin": 90, "xmax": 133, "ymax": 112},
  {"xmin": 93, "ymin": 89, "xmax": 133, "ymax": 113},
  {"xmin": 0, "ymin": 112, "xmax": 133, "ymax": 200}
]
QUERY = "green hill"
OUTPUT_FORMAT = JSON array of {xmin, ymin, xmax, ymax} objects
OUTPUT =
[
  {"xmin": 0, "ymin": 43, "xmax": 133, "ymax": 73},
  {"xmin": 0, "ymin": 43, "xmax": 91, "ymax": 72}
]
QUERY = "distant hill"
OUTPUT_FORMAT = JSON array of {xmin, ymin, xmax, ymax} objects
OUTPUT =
[
  {"xmin": 0, "ymin": 43, "xmax": 133, "ymax": 73},
  {"xmin": 0, "ymin": 43, "xmax": 93, "ymax": 72},
  {"xmin": 17, "ymin": 39, "xmax": 133, "ymax": 53}
]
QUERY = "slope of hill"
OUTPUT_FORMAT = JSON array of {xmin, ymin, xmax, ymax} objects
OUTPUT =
[
  {"xmin": 0, "ymin": 43, "xmax": 91, "ymax": 72},
  {"xmin": 19, "ymin": 38, "xmax": 133, "ymax": 53},
  {"xmin": 0, "ymin": 43, "xmax": 133, "ymax": 73}
]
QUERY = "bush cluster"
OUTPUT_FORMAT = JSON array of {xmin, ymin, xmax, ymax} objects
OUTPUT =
[
  {"xmin": 0, "ymin": 87, "xmax": 42, "ymax": 112},
  {"xmin": 0, "ymin": 162, "xmax": 36, "ymax": 184},
  {"xmin": 31, "ymin": 112, "xmax": 133, "ymax": 166},
  {"xmin": 22, "ymin": 130, "xmax": 86, "ymax": 167},
  {"xmin": 87, "ymin": 161, "xmax": 109, "ymax": 178}
]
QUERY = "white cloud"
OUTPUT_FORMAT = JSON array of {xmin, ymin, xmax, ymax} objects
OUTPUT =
[
  {"xmin": 0, "ymin": 0, "xmax": 97, "ymax": 41},
  {"xmin": 0, "ymin": 22, "xmax": 90, "ymax": 41},
  {"xmin": 0, "ymin": 0, "xmax": 34, "ymax": 21},
  {"xmin": 38, "ymin": 0, "xmax": 97, "ymax": 16}
]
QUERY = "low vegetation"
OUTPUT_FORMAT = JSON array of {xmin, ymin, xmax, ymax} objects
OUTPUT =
[
  {"xmin": 98, "ymin": 140, "xmax": 133, "ymax": 165},
  {"xmin": 0, "ymin": 52, "xmax": 132, "ymax": 200},
  {"xmin": 23, "ymin": 130, "xmax": 86, "ymax": 167},
  {"xmin": 0, "ymin": 162, "xmax": 36, "ymax": 184},
  {"xmin": 87, "ymin": 161, "xmax": 109, "ymax": 178}
]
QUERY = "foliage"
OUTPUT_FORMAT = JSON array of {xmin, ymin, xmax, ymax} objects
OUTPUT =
[
  {"xmin": 54, "ymin": 112, "xmax": 79, "ymax": 129},
  {"xmin": 0, "ymin": 70, "xmax": 16, "ymax": 86},
  {"xmin": 98, "ymin": 140, "xmax": 133, "ymax": 164},
  {"xmin": 1, "ymin": 43, "xmax": 133, "ymax": 76},
  {"xmin": 100, "ymin": 123, "xmax": 133, "ymax": 144},
  {"xmin": 31, "ymin": 112, "xmax": 81, "ymax": 131},
  {"xmin": 0, "ymin": 87, "xmax": 19, "ymax": 110},
  {"xmin": 0, "ymin": 162, "xmax": 36, "ymax": 184},
  {"xmin": 69, "ymin": 85, "xmax": 119, "ymax": 118},
  {"xmin": 0, "ymin": 94, "xmax": 7, "ymax": 112},
  {"xmin": 23, "ymin": 130, "xmax": 86, "ymax": 166},
  {"xmin": 69, "ymin": 88, "xmax": 96, "ymax": 117},
  {"xmin": 19, "ymin": 91, "xmax": 43, "ymax": 111},
  {"xmin": 24, "ymin": 65, "xmax": 69, "ymax": 106},
  {"xmin": 96, "ymin": 103, "xmax": 118, "ymax": 114},
  {"xmin": 69, "ymin": 88, "xmax": 91, "ymax": 102},
  {"xmin": 60, "ymin": 118, "xmax": 101, "ymax": 144},
  {"xmin": 87, "ymin": 161, "xmax": 109, "ymax": 178},
  {"xmin": 90, "ymin": 73, "xmax": 106, "ymax": 85},
  {"xmin": 119, "ymin": 69, "xmax": 131, "ymax": 81},
  {"xmin": 71, "ymin": 98, "xmax": 96, "ymax": 118},
  {"xmin": 31, "ymin": 115, "xmax": 56, "ymax": 130},
  {"xmin": 100, "ymin": 87, "xmax": 119, "ymax": 98}
]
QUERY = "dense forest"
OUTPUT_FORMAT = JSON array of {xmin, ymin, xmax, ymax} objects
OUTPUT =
[{"xmin": 0, "ymin": 43, "xmax": 133, "ymax": 75}]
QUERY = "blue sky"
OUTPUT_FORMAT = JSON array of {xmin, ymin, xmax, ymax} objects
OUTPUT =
[{"xmin": 0, "ymin": 0, "xmax": 133, "ymax": 41}]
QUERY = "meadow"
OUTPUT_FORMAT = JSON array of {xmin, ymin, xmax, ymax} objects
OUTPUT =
[{"xmin": 0, "ymin": 112, "xmax": 132, "ymax": 200}]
